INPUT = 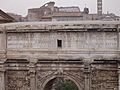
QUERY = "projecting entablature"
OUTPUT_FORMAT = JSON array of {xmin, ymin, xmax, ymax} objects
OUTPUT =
[{"xmin": 0, "ymin": 21, "xmax": 120, "ymax": 32}]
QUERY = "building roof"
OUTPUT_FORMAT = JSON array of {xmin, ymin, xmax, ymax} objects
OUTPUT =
[
  {"xmin": 59, "ymin": 7, "xmax": 80, "ymax": 12},
  {"xmin": 7, "ymin": 13, "xmax": 22, "ymax": 21},
  {"xmin": 0, "ymin": 9, "xmax": 15, "ymax": 23}
]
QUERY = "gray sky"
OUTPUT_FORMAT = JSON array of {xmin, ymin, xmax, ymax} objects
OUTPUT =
[{"xmin": 0, "ymin": 0, "xmax": 120, "ymax": 16}]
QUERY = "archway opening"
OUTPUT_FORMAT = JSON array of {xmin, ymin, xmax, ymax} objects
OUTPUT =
[{"xmin": 44, "ymin": 77, "xmax": 79, "ymax": 90}]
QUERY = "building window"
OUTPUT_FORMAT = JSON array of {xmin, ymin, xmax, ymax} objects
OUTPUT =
[{"xmin": 57, "ymin": 39, "xmax": 62, "ymax": 48}]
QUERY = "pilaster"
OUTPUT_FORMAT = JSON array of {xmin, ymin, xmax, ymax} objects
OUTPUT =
[
  {"xmin": 117, "ymin": 25, "xmax": 120, "ymax": 49},
  {"xmin": 84, "ymin": 61, "xmax": 91, "ymax": 90},
  {"xmin": 0, "ymin": 60, "xmax": 5, "ymax": 90},
  {"xmin": 29, "ymin": 58, "xmax": 37, "ymax": 90},
  {"xmin": 0, "ymin": 30, "xmax": 7, "ymax": 59},
  {"xmin": 118, "ymin": 63, "xmax": 120, "ymax": 90}
]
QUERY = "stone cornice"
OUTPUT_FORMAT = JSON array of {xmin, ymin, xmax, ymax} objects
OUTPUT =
[{"xmin": 0, "ymin": 21, "xmax": 120, "ymax": 32}]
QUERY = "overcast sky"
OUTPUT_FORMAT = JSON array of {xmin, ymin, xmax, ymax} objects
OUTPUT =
[{"xmin": 0, "ymin": 0, "xmax": 120, "ymax": 16}]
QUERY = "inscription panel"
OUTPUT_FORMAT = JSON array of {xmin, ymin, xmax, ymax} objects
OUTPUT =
[
  {"xmin": 7, "ymin": 32, "xmax": 117, "ymax": 49},
  {"xmin": 74, "ymin": 32, "xmax": 117, "ymax": 49}
]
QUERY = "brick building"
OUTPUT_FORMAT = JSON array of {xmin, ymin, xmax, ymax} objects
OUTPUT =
[{"xmin": 27, "ymin": 1, "xmax": 120, "ymax": 21}]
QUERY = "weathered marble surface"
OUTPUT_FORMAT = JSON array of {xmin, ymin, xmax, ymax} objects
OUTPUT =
[
  {"xmin": 0, "ymin": 21, "xmax": 120, "ymax": 90},
  {"xmin": 7, "ymin": 32, "xmax": 117, "ymax": 49}
]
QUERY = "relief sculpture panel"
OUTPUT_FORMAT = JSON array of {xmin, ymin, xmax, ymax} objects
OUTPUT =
[
  {"xmin": 6, "ymin": 71, "xmax": 30, "ymax": 90},
  {"xmin": 91, "ymin": 64, "xmax": 118, "ymax": 90}
]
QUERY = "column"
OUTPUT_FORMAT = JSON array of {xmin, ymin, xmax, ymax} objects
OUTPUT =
[
  {"xmin": 1, "ymin": 30, "xmax": 7, "ymax": 51},
  {"xmin": 0, "ymin": 60, "xmax": 5, "ymax": 90},
  {"xmin": 118, "ymin": 27, "xmax": 120, "ymax": 90},
  {"xmin": 84, "ymin": 62, "xmax": 91, "ymax": 90},
  {"xmin": 117, "ymin": 25, "xmax": 120, "ymax": 49},
  {"xmin": 3, "ymin": 30, "xmax": 7, "ymax": 51},
  {"xmin": 0, "ymin": 30, "xmax": 7, "ymax": 59},
  {"xmin": 29, "ymin": 59, "xmax": 37, "ymax": 90},
  {"xmin": 118, "ymin": 64, "xmax": 120, "ymax": 90}
]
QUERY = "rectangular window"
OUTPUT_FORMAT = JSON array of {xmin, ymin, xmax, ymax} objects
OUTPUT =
[{"xmin": 57, "ymin": 39, "xmax": 62, "ymax": 48}]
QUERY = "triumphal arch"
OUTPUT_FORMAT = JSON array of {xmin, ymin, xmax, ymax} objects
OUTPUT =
[{"xmin": 0, "ymin": 21, "xmax": 120, "ymax": 90}]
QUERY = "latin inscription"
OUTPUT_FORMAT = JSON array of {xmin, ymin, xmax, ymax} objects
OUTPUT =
[{"xmin": 7, "ymin": 32, "xmax": 117, "ymax": 49}]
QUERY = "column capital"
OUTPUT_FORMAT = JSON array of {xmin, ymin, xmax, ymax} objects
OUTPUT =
[
  {"xmin": 0, "ymin": 61, "xmax": 5, "ymax": 72},
  {"xmin": 28, "ymin": 58, "xmax": 38, "ymax": 64},
  {"xmin": 84, "ymin": 64, "xmax": 91, "ymax": 74},
  {"xmin": 0, "ymin": 58, "xmax": 7, "ymax": 63},
  {"xmin": 28, "ymin": 58, "xmax": 37, "ymax": 77},
  {"xmin": 83, "ymin": 58, "xmax": 94, "ymax": 64},
  {"xmin": 118, "ymin": 64, "xmax": 120, "ymax": 74}
]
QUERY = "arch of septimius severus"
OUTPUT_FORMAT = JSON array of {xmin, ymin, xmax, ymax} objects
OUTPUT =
[{"xmin": 0, "ymin": 21, "xmax": 120, "ymax": 90}]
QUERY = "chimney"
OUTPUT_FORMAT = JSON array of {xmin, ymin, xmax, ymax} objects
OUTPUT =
[{"xmin": 97, "ymin": 0, "xmax": 102, "ymax": 15}]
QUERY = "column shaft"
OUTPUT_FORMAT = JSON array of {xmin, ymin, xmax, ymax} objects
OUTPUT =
[
  {"xmin": 29, "ymin": 59, "xmax": 37, "ymax": 90},
  {"xmin": 118, "ymin": 64, "xmax": 120, "ymax": 90},
  {"xmin": 84, "ymin": 63, "xmax": 91, "ymax": 90},
  {"xmin": 0, "ymin": 62, "xmax": 5, "ymax": 90}
]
